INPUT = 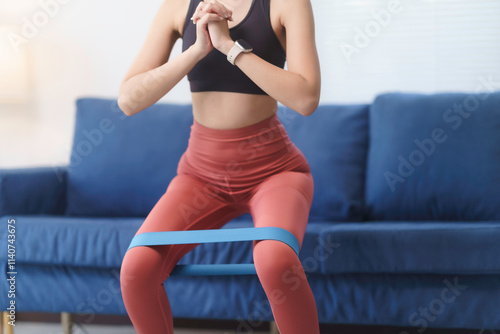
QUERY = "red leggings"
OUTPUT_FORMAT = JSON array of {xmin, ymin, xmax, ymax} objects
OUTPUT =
[{"xmin": 120, "ymin": 112, "xmax": 319, "ymax": 334}]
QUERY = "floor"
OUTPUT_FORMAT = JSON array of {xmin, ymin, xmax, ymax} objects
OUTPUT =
[
  {"xmin": 8, "ymin": 322, "xmax": 269, "ymax": 334},
  {"xmin": 6, "ymin": 321, "xmax": 496, "ymax": 334}
]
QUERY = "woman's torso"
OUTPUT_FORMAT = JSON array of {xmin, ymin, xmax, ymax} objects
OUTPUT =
[{"xmin": 176, "ymin": 0, "xmax": 287, "ymax": 129}]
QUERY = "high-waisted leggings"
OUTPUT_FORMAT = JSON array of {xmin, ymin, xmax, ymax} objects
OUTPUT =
[{"xmin": 120, "ymin": 112, "xmax": 319, "ymax": 334}]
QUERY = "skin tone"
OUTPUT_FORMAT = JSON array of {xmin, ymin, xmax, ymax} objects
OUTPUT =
[{"xmin": 118, "ymin": 0, "xmax": 320, "ymax": 129}]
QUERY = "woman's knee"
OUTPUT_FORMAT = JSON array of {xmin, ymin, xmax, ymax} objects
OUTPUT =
[
  {"xmin": 253, "ymin": 240, "xmax": 305, "ymax": 283},
  {"xmin": 120, "ymin": 245, "xmax": 170, "ymax": 289}
]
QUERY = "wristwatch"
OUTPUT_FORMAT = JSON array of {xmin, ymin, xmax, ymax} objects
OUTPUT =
[{"xmin": 227, "ymin": 39, "xmax": 253, "ymax": 66}]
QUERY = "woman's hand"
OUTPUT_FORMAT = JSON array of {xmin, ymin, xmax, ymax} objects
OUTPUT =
[
  {"xmin": 192, "ymin": 11, "xmax": 225, "ymax": 59},
  {"xmin": 192, "ymin": 0, "xmax": 234, "ymax": 56},
  {"xmin": 207, "ymin": 18, "xmax": 234, "ymax": 55},
  {"xmin": 191, "ymin": 0, "xmax": 233, "ymax": 24}
]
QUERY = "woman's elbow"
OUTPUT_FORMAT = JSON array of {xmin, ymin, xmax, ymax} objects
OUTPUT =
[
  {"xmin": 117, "ymin": 80, "xmax": 145, "ymax": 117},
  {"xmin": 297, "ymin": 90, "xmax": 320, "ymax": 117},
  {"xmin": 117, "ymin": 86, "xmax": 147, "ymax": 117},
  {"xmin": 295, "ymin": 76, "xmax": 320, "ymax": 116}
]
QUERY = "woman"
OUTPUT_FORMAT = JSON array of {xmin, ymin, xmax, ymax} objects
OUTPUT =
[{"xmin": 118, "ymin": 0, "xmax": 321, "ymax": 333}]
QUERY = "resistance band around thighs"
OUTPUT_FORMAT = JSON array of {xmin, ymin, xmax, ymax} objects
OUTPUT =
[{"xmin": 126, "ymin": 227, "xmax": 300, "ymax": 276}]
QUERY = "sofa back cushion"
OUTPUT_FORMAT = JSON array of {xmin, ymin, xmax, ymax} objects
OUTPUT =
[
  {"xmin": 279, "ymin": 104, "xmax": 369, "ymax": 221},
  {"xmin": 365, "ymin": 91, "xmax": 500, "ymax": 221},
  {"xmin": 66, "ymin": 98, "xmax": 370, "ymax": 221},
  {"xmin": 65, "ymin": 98, "xmax": 193, "ymax": 217}
]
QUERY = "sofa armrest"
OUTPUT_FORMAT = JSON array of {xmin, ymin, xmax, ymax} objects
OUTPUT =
[{"xmin": 0, "ymin": 166, "xmax": 67, "ymax": 216}]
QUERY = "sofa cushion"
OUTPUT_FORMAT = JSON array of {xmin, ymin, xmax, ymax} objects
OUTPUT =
[
  {"xmin": 0, "ymin": 166, "xmax": 67, "ymax": 216},
  {"xmin": 10, "ymin": 214, "xmax": 500, "ymax": 275},
  {"xmin": 9, "ymin": 215, "xmax": 324, "ymax": 273},
  {"xmin": 65, "ymin": 98, "xmax": 193, "ymax": 217},
  {"xmin": 66, "ymin": 97, "xmax": 370, "ymax": 221},
  {"xmin": 16, "ymin": 263, "xmax": 500, "ymax": 329},
  {"xmin": 365, "ymin": 91, "xmax": 500, "ymax": 221},
  {"xmin": 279, "ymin": 104, "xmax": 369, "ymax": 221},
  {"xmin": 315, "ymin": 221, "xmax": 500, "ymax": 274}
]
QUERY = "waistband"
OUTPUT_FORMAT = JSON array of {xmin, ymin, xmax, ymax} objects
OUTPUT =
[
  {"xmin": 178, "ymin": 112, "xmax": 310, "ymax": 193},
  {"xmin": 184, "ymin": 112, "xmax": 295, "ymax": 170}
]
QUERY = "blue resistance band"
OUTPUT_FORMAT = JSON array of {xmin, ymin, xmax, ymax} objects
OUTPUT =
[{"xmin": 126, "ymin": 227, "xmax": 300, "ymax": 276}]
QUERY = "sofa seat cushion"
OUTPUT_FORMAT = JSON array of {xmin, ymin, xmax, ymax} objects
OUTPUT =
[
  {"xmin": 317, "ymin": 221, "xmax": 500, "ymax": 274},
  {"xmin": 9, "ymin": 215, "xmax": 500, "ymax": 275},
  {"xmin": 365, "ymin": 91, "xmax": 500, "ymax": 221},
  {"xmin": 10, "ymin": 215, "xmax": 140, "ymax": 268},
  {"xmin": 8, "ymin": 215, "xmax": 324, "ymax": 273}
]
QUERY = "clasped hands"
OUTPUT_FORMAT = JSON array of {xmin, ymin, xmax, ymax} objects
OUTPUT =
[{"xmin": 191, "ymin": 0, "xmax": 237, "ymax": 57}]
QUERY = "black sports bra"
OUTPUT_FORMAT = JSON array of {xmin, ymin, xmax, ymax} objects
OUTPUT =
[{"xmin": 181, "ymin": 0, "xmax": 286, "ymax": 95}]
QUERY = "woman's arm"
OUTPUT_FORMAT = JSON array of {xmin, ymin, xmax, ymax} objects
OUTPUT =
[
  {"xmin": 118, "ymin": 0, "xmax": 226, "ymax": 116},
  {"xmin": 208, "ymin": 0, "xmax": 321, "ymax": 116}
]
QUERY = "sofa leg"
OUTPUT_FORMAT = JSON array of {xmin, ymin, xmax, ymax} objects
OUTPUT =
[
  {"xmin": 269, "ymin": 320, "xmax": 279, "ymax": 334},
  {"xmin": 61, "ymin": 312, "xmax": 73, "ymax": 334},
  {"xmin": 2, "ymin": 311, "xmax": 14, "ymax": 334}
]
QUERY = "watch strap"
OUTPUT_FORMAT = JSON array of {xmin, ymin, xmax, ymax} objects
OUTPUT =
[{"xmin": 227, "ymin": 40, "xmax": 252, "ymax": 66}]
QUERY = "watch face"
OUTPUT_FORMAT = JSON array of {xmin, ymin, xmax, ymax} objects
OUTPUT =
[{"xmin": 237, "ymin": 39, "xmax": 252, "ymax": 51}]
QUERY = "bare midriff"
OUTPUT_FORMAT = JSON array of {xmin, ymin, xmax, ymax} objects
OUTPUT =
[{"xmin": 191, "ymin": 90, "xmax": 278, "ymax": 130}]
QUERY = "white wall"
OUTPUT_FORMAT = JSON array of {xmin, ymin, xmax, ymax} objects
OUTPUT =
[
  {"xmin": 1, "ymin": 0, "xmax": 499, "ymax": 168},
  {"xmin": 1, "ymin": 0, "xmax": 175, "ymax": 168}
]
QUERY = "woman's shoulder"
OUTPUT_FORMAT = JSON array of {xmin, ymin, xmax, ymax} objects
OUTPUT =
[
  {"xmin": 161, "ymin": 0, "xmax": 193, "ymax": 37},
  {"xmin": 270, "ymin": 0, "xmax": 314, "ymax": 26}
]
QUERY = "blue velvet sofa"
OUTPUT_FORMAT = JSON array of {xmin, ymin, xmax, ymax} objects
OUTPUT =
[{"xmin": 1, "ymin": 91, "xmax": 500, "ymax": 332}]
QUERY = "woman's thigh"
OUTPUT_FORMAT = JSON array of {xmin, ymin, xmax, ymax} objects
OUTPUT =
[
  {"xmin": 248, "ymin": 170, "xmax": 314, "ymax": 249},
  {"xmin": 135, "ymin": 173, "xmax": 234, "ymax": 234},
  {"xmin": 125, "ymin": 173, "xmax": 246, "ymax": 281}
]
